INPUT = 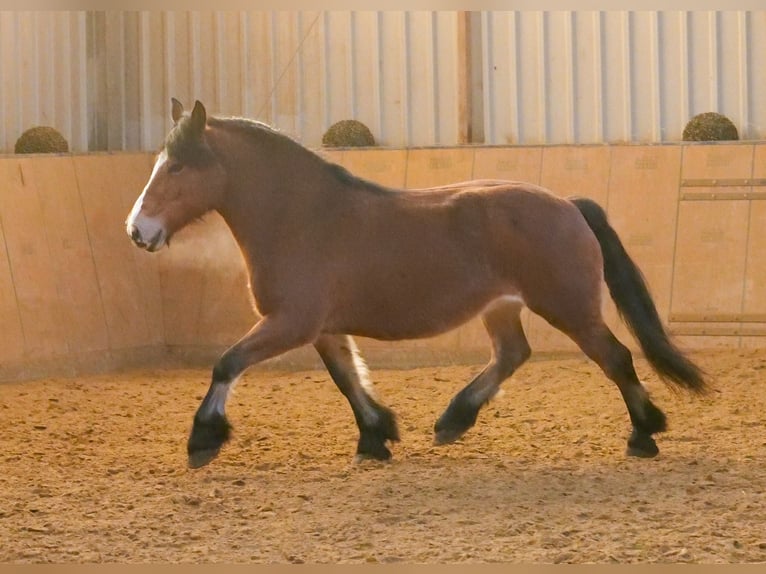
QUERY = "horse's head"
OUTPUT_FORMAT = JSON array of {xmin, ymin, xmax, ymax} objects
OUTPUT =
[{"xmin": 126, "ymin": 99, "xmax": 227, "ymax": 252}]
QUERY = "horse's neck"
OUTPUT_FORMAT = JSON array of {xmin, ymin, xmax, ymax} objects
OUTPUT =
[{"xmin": 213, "ymin": 132, "xmax": 335, "ymax": 265}]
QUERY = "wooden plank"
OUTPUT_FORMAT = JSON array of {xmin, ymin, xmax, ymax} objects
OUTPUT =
[
  {"xmin": 73, "ymin": 154, "xmax": 153, "ymax": 351},
  {"xmin": 341, "ymin": 149, "xmax": 408, "ymax": 189},
  {"xmin": 681, "ymin": 190, "xmax": 766, "ymax": 201},
  {"xmin": 681, "ymin": 143, "xmax": 754, "ymax": 181},
  {"xmin": 22, "ymin": 156, "xmax": 110, "ymax": 354},
  {"xmin": 743, "ymin": 201, "xmax": 766, "ymax": 317},
  {"xmin": 606, "ymin": 145, "xmax": 683, "ymax": 346},
  {"xmin": 193, "ymin": 213, "xmax": 255, "ymax": 347},
  {"xmin": 0, "ymin": 159, "xmax": 69, "ymax": 360},
  {"xmin": 472, "ymin": 147, "xmax": 543, "ymax": 184},
  {"xmin": 753, "ymin": 144, "xmax": 766, "ymax": 179},
  {"xmin": 670, "ymin": 313, "xmax": 766, "ymax": 323},
  {"xmin": 669, "ymin": 324, "xmax": 766, "ymax": 337},
  {"xmin": 116, "ymin": 153, "xmax": 165, "ymax": 344},
  {"xmin": 158, "ymin": 249, "xmax": 205, "ymax": 347},
  {"xmin": 157, "ymin": 215, "xmax": 230, "ymax": 348},
  {"xmin": 670, "ymin": 201, "xmax": 749, "ymax": 321},
  {"xmin": 539, "ymin": 146, "xmax": 611, "ymax": 205},
  {"xmin": 0, "ymin": 162, "xmax": 25, "ymax": 364},
  {"xmin": 681, "ymin": 178, "xmax": 766, "ymax": 187},
  {"xmin": 315, "ymin": 149, "xmax": 344, "ymax": 168},
  {"xmin": 674, "ymin": 334, "xmax": 742, "ymax": 351},
  {"xmin": 405, "ymin": 148, "xmax": 475, "ymax": 188}
]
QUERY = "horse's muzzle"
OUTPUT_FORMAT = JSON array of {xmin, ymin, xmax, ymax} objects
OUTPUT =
[{"xmin": 127, "ymin": 222, "xmax": 166, "ymax": 252}]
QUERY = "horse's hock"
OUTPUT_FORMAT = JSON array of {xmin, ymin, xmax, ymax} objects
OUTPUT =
[{"xmin": 1, "ymin": 142, "xmax": 766, "ymax": 382}]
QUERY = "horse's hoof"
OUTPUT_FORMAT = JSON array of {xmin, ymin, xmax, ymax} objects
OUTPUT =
[
  {"xmin": 626, "ymin": 431, "xmax": 659, "ymax": 458},
  {"xmin": 626, "ymin": 446, "xmax": 659, "ymax": 458},
  {"xmin": 353, "ymin": 452, "xmax": 392, "ymax": 465},
  {"xmin": 433, "ymin": 427, "xmax": 465, "ymax": 446},
  {"xmin": 355, "ymin": 439, "xmax": 392, "ymax": 462},
  {"xmin": 188, "ymin": 448, "xmax": 221, "ymax": 469}
]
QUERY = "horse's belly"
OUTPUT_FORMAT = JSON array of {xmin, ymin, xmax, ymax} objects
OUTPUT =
[{"xmin": 327, "ymin": 282, "xmax": 512, "ymax": 341}]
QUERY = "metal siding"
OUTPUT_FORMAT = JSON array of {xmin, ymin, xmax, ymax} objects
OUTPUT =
[
  {"xmin": 750, "ymin": 12, "xmax": 766, "ymax": 141},
  {"xmin": 484, "ymin": 10, "xmax": 765, "ymax": 144},
  {"xmin": 1, "ymin": 11, "xmax": 765, "ymax": 152},
  {"xmin": 0, "ymin": 12, "xmax": 87, "ymax": 152}
]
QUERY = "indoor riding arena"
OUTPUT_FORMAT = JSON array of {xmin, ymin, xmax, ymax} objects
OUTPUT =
[{"xmin": 1, "ymin": 10, "xmax": 766, "ymax": 565}]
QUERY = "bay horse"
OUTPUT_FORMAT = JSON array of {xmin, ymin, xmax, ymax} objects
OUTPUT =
[{"xmin": 126, "ymin": 99, "xmax": 707, "ymax": 469}]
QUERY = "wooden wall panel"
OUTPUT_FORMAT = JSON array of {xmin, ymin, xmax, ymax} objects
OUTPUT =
[
  {"xmin": 73, "ymin": 155, "xmax": 156, "ymax": 351},
  {"xmin": 117, "ymin": 154, "xmax": 165, "ymax": 343},
  {"xmin": 341, "ymin": 149, "xmax": 408, "ymax": 188},
  {"xmin": 741, "ymin": 144, "xmax": 766, "ymax": 348},
  {"xmin": 681, "ymin": 144, "xmax": 754, "ymax": 181},
  {"xmin": 539, "ymin": 146, "xmax": 611, "ymax": 203},
  {"xmin": 192, "ymin": 214, "xmax": 255, "ymax": 347},
  {"xmin": 528, "ymin": 146, "xmax": 612, "ymax": 352},
  {"xmin": 405, "ymin": 148, "xmax": 475, "ymax": 188},
  {"xmin": 472, "ymin": 147, "xmax": 543, "ymax": 184},
  {"xmin": 0, "ymin": 163, "xmax": 26, "ymax": 363},
  {"xmin": 4, "ymin": 142, "xmax": 766, "ymax": 381},
  {"xmin": 21, "ymin": 156, "xmax": 109, "ymax": 354},
  {"xmin": 670, "ymin": 200, "xmax": 749, "ymax": 319},
  {"xmin": 0, "ymin": 159, "xmax": 69, "ymax": 360},
  {"xmin": 753, "ymin": 144, "xmax": 766, "ymax": 179},
  {"xmin": 157, "ymin": 226, "xmax": 209, "ymax": 347},
  {"xmin": 606, "ymin": 146, "xmax": 683, "ymax": 346},
  {"xmin": 743, "ymin": 202, "xmax": 766, "ymax": 316}
]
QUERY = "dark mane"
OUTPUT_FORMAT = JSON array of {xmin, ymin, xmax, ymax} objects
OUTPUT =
[
  {"xmin": 209, "ymin": 115, "xmax": 392, "ymax": 194},
  {"xmin": 164, "ymin": 116, "xmax": 217, "ymax": 166}
]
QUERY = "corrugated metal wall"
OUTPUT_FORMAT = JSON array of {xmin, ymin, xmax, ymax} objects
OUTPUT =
[
  {"xmin": 482, "ymin": 11, "xmax": 766, "ymax": 145},
  {"xmin": 0, "ymin": 11, "xmax": 764, "ymax": 153},
  {"xmin": 0, "ymin": 12, "xmax": 89, "ymax": 152}
]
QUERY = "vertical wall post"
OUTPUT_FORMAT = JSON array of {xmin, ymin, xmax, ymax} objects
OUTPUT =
[{"xmin": 457, "ymin": 11, "xmax": 484, "ymax": 144}]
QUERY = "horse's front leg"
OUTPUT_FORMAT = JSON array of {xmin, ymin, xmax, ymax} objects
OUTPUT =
[
  {"xmin": 187, "ymin": 314, "xmax": 317, "ymax": 468},
  {"xmin": 314, "ymin": 334, "xmax": 399, "ymax": 461}
]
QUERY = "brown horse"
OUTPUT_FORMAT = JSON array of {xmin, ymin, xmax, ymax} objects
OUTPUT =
[{"xmin": 126, "ymin": 99, "xmax": 707, "ymax": 469}]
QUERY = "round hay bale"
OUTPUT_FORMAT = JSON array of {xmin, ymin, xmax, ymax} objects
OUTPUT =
[
  {"xmin": 682, "ymin": 112, "xmax": 739, "ymax": 142},
  {"xmin": 14, "ymin": 126, "xmax": 70, "ymax": 154},
  {"xmin": 322, "ymin": 120, "xmax": 375, "ymax": 147}
]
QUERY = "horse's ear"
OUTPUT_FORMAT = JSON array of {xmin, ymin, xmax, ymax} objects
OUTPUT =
[
  {"xmin": 171, "ymin": 98, "xmax": 184, "ymax": 124},
  {"xmin": 190, "ymin": 100, "xmax": 207, "ymax": 134}
]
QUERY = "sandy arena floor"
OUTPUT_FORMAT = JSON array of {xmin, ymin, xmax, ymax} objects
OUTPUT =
[{"xmin": 1, "ymin": 348, "xmax": 765, "ymax": 563}]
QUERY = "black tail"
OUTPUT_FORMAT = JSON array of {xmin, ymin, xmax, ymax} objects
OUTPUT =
[{"xmin": 571, "ymin": 197, "xmax": 708, "ymax": 394}]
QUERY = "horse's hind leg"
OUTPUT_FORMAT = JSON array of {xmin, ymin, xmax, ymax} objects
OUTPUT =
[
  {"xmin": 566, "ymin": 322, "xmax": 667, "ymax": 457},
  {"xmin": 531, "ymin": 289, "xmax": 667, "ymax": 457},
  {"xmin": 434, "ymin": 298, "xmax": 530, "ymax": 445},
  {"xmin": 314, "ymin": 334, "xmax": 400, "ymax": 461}
]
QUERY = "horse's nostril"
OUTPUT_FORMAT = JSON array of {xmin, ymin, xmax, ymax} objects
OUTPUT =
[{"xmin": 130, "ymin": 226, "xmax": 142, "ymax": 242}]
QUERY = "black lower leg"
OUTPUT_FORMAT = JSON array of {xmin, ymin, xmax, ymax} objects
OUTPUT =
[
  {"xmin": 355, "ymin": 401, "xmax": 399, "ymax": 461},
  {"xmin": 625, "ymin": 399, "xmax": 666, "ymax": 458},
  {"xmin": 433, "ymin": 389, "xmax": 481, "ymax": 445},
  {"xmin": 187, "ymin": 412, "xmax": 232, "ymax": 468}
]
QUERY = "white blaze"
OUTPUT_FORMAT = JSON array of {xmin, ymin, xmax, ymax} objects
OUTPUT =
[{"xmin": 126, "ymin": 151, "xmax": 168, "ymax": 248}]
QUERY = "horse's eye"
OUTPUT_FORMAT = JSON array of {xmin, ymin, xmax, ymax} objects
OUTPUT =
[{"xmin": 167, "ymin": 162, "xmax": 184, "ymax": 174}]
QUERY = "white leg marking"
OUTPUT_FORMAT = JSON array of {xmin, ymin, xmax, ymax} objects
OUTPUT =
[
  {"xmin": 200, "ymin": 376, "xmax": 240, "ymax": 418},
  {"xmin": 347, "ymin": 337, "xmax": 376, "ymax": 399},
  {"xmin": 343, "ymin": 336, "xmax": 380, "ymax": 426},
  {"xmin": 483, "ymin": 294, "xmax": 525, "ymax": 314}
]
